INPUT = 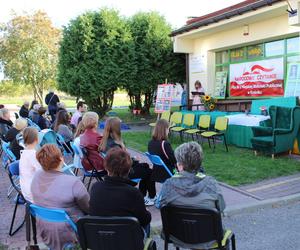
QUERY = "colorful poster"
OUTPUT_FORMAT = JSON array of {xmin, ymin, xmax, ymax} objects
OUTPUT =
[
  {"xmin": 214, "ymin": 71, "xmax": 227, "ymax": 99},
  {"xmin": 155, "ymin": 84, "xmax": 173, "ymax": 113},
  {"xmin": 229, "ymin": 58, "xmax": 284, "ymax": 97},
  {"xmin": 285, "ymin": 63, "xmax": 300, "ymax": 97},
  {"xmin": 171, "ymin": 83, "xmax": 183, "ymax": 106}
]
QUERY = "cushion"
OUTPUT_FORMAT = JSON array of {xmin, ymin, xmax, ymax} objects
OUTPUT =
[
  {"xmin": 251, "ymin": 136, "xmax": 274, "ymax": 147},
  {"xmin": 201, "ymin": 131, "xmax": 218, "ymax": 137}
]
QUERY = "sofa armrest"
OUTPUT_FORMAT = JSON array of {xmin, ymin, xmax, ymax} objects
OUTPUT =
[
  {"xmin": 252, "ymin": 126, "xmax": 273, "ymax": 137},
  {"xmin": 273, "ymin": 128, "xmax": 292, "ymax": 135}
]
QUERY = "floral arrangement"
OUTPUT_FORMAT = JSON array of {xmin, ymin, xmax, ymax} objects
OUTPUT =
[{"xmin": 201, "ymin": 95, "xmax": 217, "ymax": 111}]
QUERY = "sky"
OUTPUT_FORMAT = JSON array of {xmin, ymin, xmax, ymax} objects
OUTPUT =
[
  {"xmin": 0, "ymin": 0, "xmax": 242, "ymax": 79},
  {"xmin": 0, "ymin": 0, "xmax": 242, "ymax": 29}
]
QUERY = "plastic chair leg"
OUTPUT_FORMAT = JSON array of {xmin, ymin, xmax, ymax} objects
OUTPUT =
[
  {"xmin": 164, "ymin": 240, "xmax": 168, "ymax": 250},
  {"xmin": 9, "ymin": 195, "xmax": 25, "ymax": 236},
  {"xmin": 223, "ymin": 135, "xmax": 228, "ymax": 152},
  {"xmin": 231, "ymin": 233, "xmax": 236, "ymax": 250},
  {"xmin": 87, "ymin": 176, "xmax": 93, "ymax": 191}
]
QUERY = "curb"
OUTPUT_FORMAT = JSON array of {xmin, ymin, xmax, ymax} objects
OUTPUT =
[{"xmin": 224, "ymin": 192, "xmax": 300, "ymax": 216}]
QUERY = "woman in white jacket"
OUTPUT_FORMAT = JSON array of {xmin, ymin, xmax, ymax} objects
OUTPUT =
[{"xmin": 19, "ymin": 127, "xmax": 41, "ymax": 202}]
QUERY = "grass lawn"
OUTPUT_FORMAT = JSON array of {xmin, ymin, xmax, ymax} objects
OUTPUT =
[{"xmin": 123, "ymin": 131, "xmax": 300, "ymax": 186}]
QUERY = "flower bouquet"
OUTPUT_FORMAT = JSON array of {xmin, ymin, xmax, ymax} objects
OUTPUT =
[{"xmin": 201, "ymin": 95, "xmax": 217, "ymax": 111}]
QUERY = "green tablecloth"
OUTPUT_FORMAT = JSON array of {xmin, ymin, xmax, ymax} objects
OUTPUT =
[{"xmin": 226, "ymin": 125, "xmax": 253, "ymax": 148}]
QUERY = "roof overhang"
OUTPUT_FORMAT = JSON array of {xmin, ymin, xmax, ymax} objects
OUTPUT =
[{"xmin": 171, "ymin": 0, "xmax": 287, "ymax": 39}]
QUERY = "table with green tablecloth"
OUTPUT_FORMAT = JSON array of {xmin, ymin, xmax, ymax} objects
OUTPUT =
[{"xmin": 179, "ymin": 110, "xmax": 270, "ymax": 148}]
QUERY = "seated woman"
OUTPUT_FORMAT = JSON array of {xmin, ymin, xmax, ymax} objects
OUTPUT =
[
  {"xmin": 37, "ymin": 106, "xmax": 51, "ymax": 130},
  {"xmin": 89, "ymin": 147, "xmax": 151, "ymax": 241},
  {"xmin": 0, "ymin": 108, "xmax": 13, "ymax": 140},
  {"xmin": 80, "ymin": 112, "xmax": 104, "ymax": 171},
  {"xmin": 31, "ymin": 144, "xmax": 90, "ymax": 249},
  {"xmin": 54, "ymin": 110, "xmax": 74, "ymax": 143},
  {"xmin": 19, "ymin": 127, "xmax": 41, "ymax": 202},
  {"xmin": 148, "ymin": 119, "xmax": 177, "ymax": 183},
  {"xmin": 99, "ymin": 117, "xmax": 156, "ymax": 206},
  {"xmin": 28, "ymin": 100, "xmax": 38, "ymax": 120},
  {"xmin": 5, "ymin": 118, "xmax": 28, "ymax": 159},
  {"xmin": 157, "ymin": 141, "xmax": 225, "ymax": 211},
  {"xmin": 73, "ymin": 121, "xmax": 85, "ymax": 169}
]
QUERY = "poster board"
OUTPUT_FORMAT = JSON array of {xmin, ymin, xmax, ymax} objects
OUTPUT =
[
  {"xmin": 154, "ymin": 84, "xmax": 173, "ymax": 113},
  {"xmin": 285, "ymin": 63, "xmax": 300, "ymax": 97},
  {"xmin": 214, "ymin": 71, "xmax": 227, "ymax": 99},
  {"xmin": 229, "ymin": 58, "xmax": 284, "ymax": 97},
  {"xmin": 190, "ymin": 54, "xmax": 205, "ymax": 74}
]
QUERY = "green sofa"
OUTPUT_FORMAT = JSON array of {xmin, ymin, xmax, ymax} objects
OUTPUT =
[{"xmin": 251, "ymin": 106, "xmax": 300, "ymax": 157}]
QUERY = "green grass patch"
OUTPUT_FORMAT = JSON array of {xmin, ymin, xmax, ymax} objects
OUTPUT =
[{"xmin": 123, "ymin": 131, "xmax": 300, "ymax": 186}]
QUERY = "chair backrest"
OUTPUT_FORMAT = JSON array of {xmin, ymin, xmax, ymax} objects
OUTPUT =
[
  {"xmin": 26, "ymin": 118, "xmax": 41, "ymax": 132},
  {"xmin": 269, "ymin": 106, "xmax": 293, "ymax": 130},
  {"xmin": 170, "ymin": 112, "xmax": 183, "ymax": 126},
  {"xmin": 7, "ymin": 161, "xmax": 23, "ymax": 199},
  {"xmin": 199, "ymin": 115, "xmax": 211, "ymax": 129},
  {"xmin": 145, "ymin": 152, "xmax": 173, "ymax": 178},
  {"xmin": 38, "ymin": 129, "xmax": 58, "ymax": 147},
  {"xmin": 29, "ymin": 204, "xmax": 77, "ymax": 233},
  {"xmin": 2, "ymin": 141, "xmax": 17, "ymax": 162},
  {"xmin": 182, "ymin": 113, "xmax": 195, "ymax": 127},
  {"xmin": 214, "ymin": 117, "xmax": 228, "ymax": 131},
  {"xmin": 77, "ymin": 216, "xmax": 144, "ymax": 250},
  {"xmin": 161, "ymin": 111, "xmax": 171, "ymax": 121},
  {"xmin": 160, "ymin": 205, "xmax": 224, "ymax": 248}
]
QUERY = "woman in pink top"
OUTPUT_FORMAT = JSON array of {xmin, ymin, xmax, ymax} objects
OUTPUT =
[
  {"xmin": 192, "ymin": 80, "xmax": 205, "ymax": 111},
  {"xmin": 19, "ymin": 127, "xmax": 41, "ymax": 202}
]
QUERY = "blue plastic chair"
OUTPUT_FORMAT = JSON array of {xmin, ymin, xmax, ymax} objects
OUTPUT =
[
  {"xmin": 26, "ymin": 118, "xmax": 41, "ymax": 132},
  {"xmin": 144, "ymin": 152, "xmax": 173, "ymax": 179},
  {"xmin": 71, "ymin": 143, "xmax": 100, "ymax": 190},
  {"xmin": 2, "ymin": 140, "xmax": 17, "ymax": 165},
  {"xmin": 56, "ymin": 133, "xmax": 73, "ymax": 156},
  {"xmin": 7, "ymin": 161, "xmax": 26, "ymax": 236},
  {"xmin": 29, "ymin": 204, "xmax": 77, "ymax": 233}
]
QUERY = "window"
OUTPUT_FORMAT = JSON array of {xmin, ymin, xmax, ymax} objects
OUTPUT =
[
  {"xmin": 287, "ymin": 55, "xmax": 300, "ymax": 64},
  {"xmin": 265, "ymin": 40, "xmax": 284, "ymax": 57},
  {"xmin": 216, "ymin": 51, "xmax": 229, "ymax": 64},
  {"xmin": 287, "ymin": 37, "xmax": 300, "ymax": 54},
  {"xmin": 230, "ymin": 47, "xmax": 245, "ymax": 62},
  {"xmin": 247, "ymin": 44, "xmax": 264, "ymax": 59}
]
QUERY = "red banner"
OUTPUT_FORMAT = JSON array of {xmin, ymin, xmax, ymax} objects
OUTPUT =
[{"xmin": 229, "ymin": 58, "xmax": 284, "ymax": 97}]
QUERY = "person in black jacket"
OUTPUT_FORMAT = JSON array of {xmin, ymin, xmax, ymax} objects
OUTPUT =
[
  {"xmin": 89, "ymin": 147, "xmax": 151, "ymax": 241},
  {"xmin": 148, "ymin": 119, "xmax": 177, "ymax": 183},
  {"xmin": 5, "ymin": 118, "xmax": 28, "ymax": 159},
  {"xmin": 99, "ymin": 117, "xmax": 156, "ymax": 206},
  {"xmin": 19, "ymin": 101, "xmax": 30, "ymax": 118},
  {"xmin": 0, "ymin": 108, "xmax": 13, "ymax": 140},
  {"xmin": 37, "ymin": 107, "xmax": 50, "ymax": 130},
  {"xmin": 45, "ymin": 90, "xmax": 60, "ymax": 122}
]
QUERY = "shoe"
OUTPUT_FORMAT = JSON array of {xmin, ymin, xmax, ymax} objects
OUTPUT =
[{"xmin": 144, "ymin": 197, "xmax": 155, "ymax": 206}]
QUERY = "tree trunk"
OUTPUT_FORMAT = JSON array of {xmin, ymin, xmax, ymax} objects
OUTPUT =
[
  {"xmin": 87, "ymin": 90, "xmax": 115, "ymax": 118},
  {"xmin": 143, "ymin": 91, "xmax": 153, "ymax": 115}
]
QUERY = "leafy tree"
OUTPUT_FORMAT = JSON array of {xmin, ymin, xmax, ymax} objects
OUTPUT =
[
  {"xmin": 124, "ymin": 12, "xmax": 185, "ymax": 113},
  {"xmin": 58, "ymin": 9, "xmax": 135, "ymax": 116},
  {"xmin": 0, "ymin": 11, "xmax": 60, "ymax": 104}
]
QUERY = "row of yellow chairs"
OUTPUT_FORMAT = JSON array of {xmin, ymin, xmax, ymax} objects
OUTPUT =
[{"xmin": 149, "ymin": 111, "xmax": 229, "ymax": 152}]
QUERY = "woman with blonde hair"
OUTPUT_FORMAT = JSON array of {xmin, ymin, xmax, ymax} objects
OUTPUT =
[
  {"xmin": 100, "ymin": 117, "xmax": 156, "ymax": 206},
  {"xmin": 148, "ymin": 119, "xmax": 177, "ymax": 183},
  {"xmin": 80, "ymin": 112, "xmax": 104, "ymax": 171},
  {"xmin": 5, "ymin": 118, "xmax": 28, "ymax": 159}
]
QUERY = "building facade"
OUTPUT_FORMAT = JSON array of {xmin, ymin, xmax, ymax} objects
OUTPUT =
[{"xmin": 171, "ymin": 0, "xmax": 300, "ymax": 100}]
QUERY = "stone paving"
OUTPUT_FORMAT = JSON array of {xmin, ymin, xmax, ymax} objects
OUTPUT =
[{"xmin": 1, "ymin": 147, "xmax": 300, "ymax": 249}]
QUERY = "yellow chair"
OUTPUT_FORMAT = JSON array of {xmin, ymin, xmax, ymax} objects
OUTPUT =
[
  {"xmin": 169, "ymin": 112, "xmax": 183, "ymax": 128},
  {"xmin": 171, "ymin": 113, "xmax": 195, "ymax": 141},
  {"xmin": 149, "ymin": 111, "xmax": 171, "ymax": 127},
  {"xmin": 185, "ymin": 115, "xmax": 211, "ymax": 140},
  {"xmin": 201, "ymin": 116, "xmax": 228, "ymax": 152}
]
